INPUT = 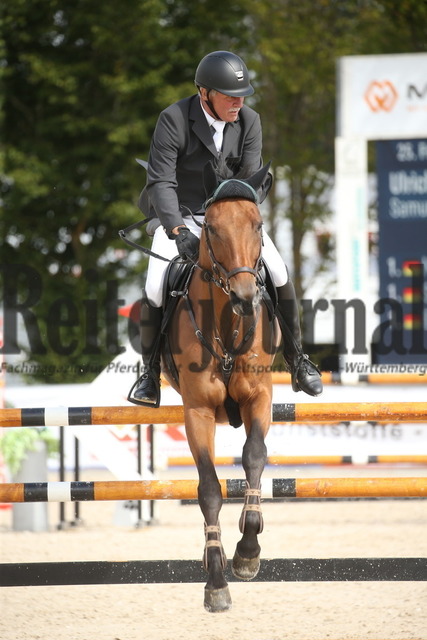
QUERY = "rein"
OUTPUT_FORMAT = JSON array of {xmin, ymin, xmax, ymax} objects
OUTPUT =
[
  {"xmin": 118, "ymin": 178, "xmax": 259, "ymax": 270},
  {"xmin": 118, "ymin": 219, "xmax": 171, "ymax": 262},
  {"xmin": 119, "ymin": 210, "xmax": 199, "ymax": 267},
  {"xmin": 185, "ymin": 191, "xmax": 264, "ymax": 386},
  {"xmin": 119, "ymin": 177, "xmax": 264, "ymax": 385}
]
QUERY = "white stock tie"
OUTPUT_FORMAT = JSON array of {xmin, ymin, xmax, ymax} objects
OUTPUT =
[{"xmin": 210, "ymin": 121, "xmax": 225, "ymax": 153}]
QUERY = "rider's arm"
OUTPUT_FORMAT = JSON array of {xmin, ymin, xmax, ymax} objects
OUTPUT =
[{"xmin": 146, "ymin": 105, "xmax": 186, "ymax": 235}]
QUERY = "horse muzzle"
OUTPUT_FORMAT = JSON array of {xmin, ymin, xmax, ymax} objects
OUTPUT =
[{"xmin": 229, "ymin": 287, "xmax": 261, "ymax": 317}]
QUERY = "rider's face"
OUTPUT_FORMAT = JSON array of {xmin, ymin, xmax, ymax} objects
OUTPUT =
[{"xmin": 200, "ymin": 89, "xmax": 244, "ymax": 122}]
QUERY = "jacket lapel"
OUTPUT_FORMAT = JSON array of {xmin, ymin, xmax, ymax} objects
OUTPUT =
[
  {"xmin": 189, "ymin": 96, "xmax": 217, "ymax": 157},
  {"xmin": 189, "ymin": 96, "xmax": 242, "ymax": 160},
  {"xmin": 221, "ymin": 120, "xmax": 241, "ymax": 159}
]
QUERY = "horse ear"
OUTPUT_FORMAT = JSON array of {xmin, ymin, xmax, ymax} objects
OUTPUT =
[
  {"xmin": 203, "ymin": 161, "xmax": 220, "ymax": 197},
  {"xmin": 245, "ymin": 161, "xmax": 272, "ymax": 193}
]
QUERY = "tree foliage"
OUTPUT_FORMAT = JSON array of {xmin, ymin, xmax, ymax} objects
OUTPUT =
[
  {"xmin": 1, "ymin": 0, "xmax": 249, "ymax": 380},
  {"xmin": 245, "ymin": 0, "xmax": 426, "ymax": 298}
]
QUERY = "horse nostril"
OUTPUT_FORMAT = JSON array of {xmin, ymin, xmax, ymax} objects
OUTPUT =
[{"xmin": 230, "ymin": 290, "xmax": 258, "ymax": 316}]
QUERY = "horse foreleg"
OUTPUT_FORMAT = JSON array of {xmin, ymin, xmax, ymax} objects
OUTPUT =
[
  {"xmin": 185, "ymin": 415, "xmax": 231, "ymax": 612},
  {"xmin": 232, "ymin": 420, "xmax": 267, "ymax": 580},
  {"xmin": 198, "ymin": 460, "xmax": 231, "ymax": 612}
]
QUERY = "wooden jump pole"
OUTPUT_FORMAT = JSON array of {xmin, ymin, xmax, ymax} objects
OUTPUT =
[
  {"xmin": 167, "ymin": 454, "xmax": 427, "ymax": 467},
  {"xmin": 2, "ymin": 402, "xmax": 427, "ymax": 428},
  {"xmin": 2, "ymin": 557, "xmax": 426, "ymax": 587},
  {"xmin": 1, "ymin": 477, "xmax": 426, "ymax": 503},
  {"xmin": 271, "ymin": 371, "xmax": 427, "ymax": 385}
]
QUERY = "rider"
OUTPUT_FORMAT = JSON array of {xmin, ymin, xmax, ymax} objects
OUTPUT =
[{"xmin": 130, "ymin": 50, "xmax": 322, "ymax": 405}]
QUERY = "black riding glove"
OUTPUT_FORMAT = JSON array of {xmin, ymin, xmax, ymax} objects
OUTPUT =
[{"xmin": 174, "ymin": 226, "xmax": 199, "ymax": 261}]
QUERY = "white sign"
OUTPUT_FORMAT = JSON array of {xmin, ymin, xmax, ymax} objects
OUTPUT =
[{"xmin": 338, "ymin": 53, "xmax": 427, "ymax": 140}]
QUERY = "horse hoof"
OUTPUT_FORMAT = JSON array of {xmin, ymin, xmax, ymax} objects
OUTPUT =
[
  {"xmin": 232, "ymin": 550, "xmax": 260, "ymax": 581},
  {"xmin": 204, "ymin": 586, "xmax": 232, "ymax": 613}
]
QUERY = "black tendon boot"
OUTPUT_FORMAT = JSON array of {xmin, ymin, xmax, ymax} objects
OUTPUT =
[
  {"xmin": 276, "ymin": 279, "xmax": 323, "ymax": 397},
  {"xmin": 128, "ymin": 296, "xmax": 163, "ymax": 407}
]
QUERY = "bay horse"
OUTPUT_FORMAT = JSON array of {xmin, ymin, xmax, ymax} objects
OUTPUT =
[{"xmin": 162, "ymin": 162, "xmax": 279, "ymax": 612}]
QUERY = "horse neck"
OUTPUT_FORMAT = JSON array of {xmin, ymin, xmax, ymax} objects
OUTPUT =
[{"xmin": 195, "ymin": 270, "xmax": 256, "ymax": 362}]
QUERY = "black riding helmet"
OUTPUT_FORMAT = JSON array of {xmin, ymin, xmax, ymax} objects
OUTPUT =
[{"xmin": 195, "ymin": 51, "xmax": 254, "ymax": 97}]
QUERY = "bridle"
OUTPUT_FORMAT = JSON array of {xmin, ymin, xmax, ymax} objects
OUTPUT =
[
  {"xmin": 201, "ymin": 179, "xmax": 264, "ymax": 296},
  {"xmin": 202, "ymin": 217, "xmax": 263, "ymax": 296},
  {"xmin": 119, "ymin": 177, "xmax": 264, "ymax": 289},
  {"xmin": 182, "ymin": 184, "xmax": 265, "ymax": 384}
]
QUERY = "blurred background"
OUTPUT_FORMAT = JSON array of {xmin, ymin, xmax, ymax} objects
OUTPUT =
[{"xmin": 2, "ymin": 0, "xmax": 426, "ymax": 384}]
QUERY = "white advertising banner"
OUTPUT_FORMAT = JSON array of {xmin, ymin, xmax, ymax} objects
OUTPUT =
[{"xmin": 338, "ymin": 53, "xmax": 427, "ymax": 140}]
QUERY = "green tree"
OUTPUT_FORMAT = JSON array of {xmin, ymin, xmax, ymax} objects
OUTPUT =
[
  {"xmin": 2, "ymin": 0, "xmax": 426, "ymax": 381},
  {"xmin": 246, "ymin": 0, "xmax": 426, "ymax": 301},
  {"xmin": 1, "ymin": 0, "xmax": 249, "ymax": 381}
]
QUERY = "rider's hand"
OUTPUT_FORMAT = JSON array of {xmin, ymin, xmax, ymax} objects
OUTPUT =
[{"xmin": 174, "ymin": 226, "xmax": 199, "ymax": 261}]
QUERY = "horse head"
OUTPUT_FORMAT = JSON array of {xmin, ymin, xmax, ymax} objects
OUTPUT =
[{"xmin": 201, "ymin": 162, "xmax": 271, "ymax": 317}]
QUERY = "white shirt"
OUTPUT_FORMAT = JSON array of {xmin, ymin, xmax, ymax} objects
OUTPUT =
[{"xmin": 200, "ymin": 100, "xmax": 226, "ymax": 153}]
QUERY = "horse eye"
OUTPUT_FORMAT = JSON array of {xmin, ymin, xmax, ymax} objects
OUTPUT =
[{"xmin": 206, "ymin": 224, "xmax": 216, "ymax": 235}]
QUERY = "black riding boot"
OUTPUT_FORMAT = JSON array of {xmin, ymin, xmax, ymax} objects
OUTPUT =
[
  {"xmin": 128, "ymin": 296, "xmax": 163, "ymax": 407},
  {"xmin": 276, "ymin": 279, "xmax": 323, "ymax": 397}
]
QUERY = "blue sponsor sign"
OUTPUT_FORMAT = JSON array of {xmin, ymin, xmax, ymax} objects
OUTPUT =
[{"xmin": 375, "ymin": 139, "xmax": 427, "ymax": 364}]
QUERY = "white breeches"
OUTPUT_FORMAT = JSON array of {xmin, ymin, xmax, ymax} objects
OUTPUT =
[{"xmin": 145, "ymin": 216, "xmax": 288, "ymax": 307}]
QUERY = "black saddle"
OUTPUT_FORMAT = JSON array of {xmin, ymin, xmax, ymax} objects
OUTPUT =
[{"xmin": 162, "ymin": 256, "xmax": 193, "ymax": 311}]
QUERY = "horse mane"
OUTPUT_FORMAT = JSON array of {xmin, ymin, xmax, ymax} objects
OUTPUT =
[
  {"xmin": 214, "ymin": 156, "xmax": 254, "ymax": 182},
  {"xmin": 206, "ymin": 158, "xmax": 260, "ymax": 206}
]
